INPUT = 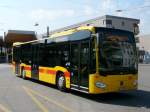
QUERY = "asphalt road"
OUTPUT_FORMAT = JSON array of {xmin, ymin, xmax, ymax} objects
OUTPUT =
[{"xmin": 0, "ymin": 64, "xmax": 150, "ymax": 112}]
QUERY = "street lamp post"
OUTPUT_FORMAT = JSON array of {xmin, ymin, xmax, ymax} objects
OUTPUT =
[
  {"xmin": 34, "ymin": 22, "xmax": 39, "ymax": 39},
  {"xmin": 47, "ymin": 26, "xmax": 49, "ymax": 38}
]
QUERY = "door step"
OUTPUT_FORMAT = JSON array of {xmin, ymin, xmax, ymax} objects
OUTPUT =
[
  {"xmin": 71, "ymin": 87, "xmax": 89, "ymax": 93},
  {"xmin": 71, "ymin": 84, "xmax": 89, "ymax": 93}
]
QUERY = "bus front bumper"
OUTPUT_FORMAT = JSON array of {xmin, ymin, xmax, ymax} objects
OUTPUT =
[{"xmin": 89, "ymin": 74, "xmax": 138, "ymax": 94}]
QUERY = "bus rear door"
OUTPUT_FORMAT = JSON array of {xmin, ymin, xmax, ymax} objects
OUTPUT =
[{"xmin": 14, "ymin": 46, "xmax": 21, "ymax": 75}]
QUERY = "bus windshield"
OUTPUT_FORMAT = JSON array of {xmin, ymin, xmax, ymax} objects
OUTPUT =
[{"xmin": 98, "ymin": 30, "xmax": 137, "ymax": 75}]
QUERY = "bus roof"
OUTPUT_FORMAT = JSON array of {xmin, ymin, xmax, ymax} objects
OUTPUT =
[
  {"xmin": 49, "ymin": 26, "xmax": 95, "ymax": 38},
  {"xmin": 13, "ymin": 26, "xmax": 95, "ymax": 46},
  {"xmin": 13, "ymin": 26, "xmax": 134, "ymax": 47}
]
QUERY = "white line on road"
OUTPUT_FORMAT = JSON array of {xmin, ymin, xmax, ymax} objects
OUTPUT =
[
  {"xmin": 0, "ymin": 104, "xmax": 12, "ymax": 112},
  {"xmin": 22, "ymin": 86, "xmax": 73, "ymax": 112},
  {"xmin": 23, "ymin": 86, "xmax": 49, "ymax": 112}
]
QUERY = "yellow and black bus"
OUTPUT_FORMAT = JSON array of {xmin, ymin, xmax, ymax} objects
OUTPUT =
[{"xmin": 12, "ymin": 26, "xmax": 138, "ymax": 94}]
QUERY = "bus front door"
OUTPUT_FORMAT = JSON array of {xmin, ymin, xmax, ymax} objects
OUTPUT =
[
  {"xmin": 70, "ymin": 41, "xmax": 89, "ymax": 92},
  {"xmin": 31, "ymin": 44, "xmax": 39, "ymax": 80}
]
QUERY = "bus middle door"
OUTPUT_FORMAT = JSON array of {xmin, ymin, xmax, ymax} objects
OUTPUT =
[
  {"xmin": 31, "ymin": 44, "xmax": 39, "ymax": 80},
  {"xmin": 70, "ymin": 41, "xmax": 89, "ymax": 92}
]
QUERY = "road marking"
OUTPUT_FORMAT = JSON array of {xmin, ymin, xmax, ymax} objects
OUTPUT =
[
  {"xmin": 0, "ymin": 104, "xmax": 11, "ymax": 112},
  {"xmin": 23, "ymin": 86, "xmax": 73, "ymax": 112},
  {"xmin": 23, "ymin": 86, "xmax": 49, "ymax": 112}
]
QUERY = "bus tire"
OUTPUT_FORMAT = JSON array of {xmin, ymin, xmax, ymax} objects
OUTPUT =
[
  {"xmin": 22, "ymin": 68, "xmax": 26, "ymax": 79},
  {"xmin": 57, "ymin": 73, "xmax": 66, "ymax": 91}
]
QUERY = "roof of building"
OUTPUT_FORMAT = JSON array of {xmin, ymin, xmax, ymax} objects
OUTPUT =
[
  {"xmin": 5, "ymin": 30, "xmax": 37, "ymax": 46},
  {"xmin": 105, "ymin": 15, "xmax": 140, "ymax": 22},
  {"xmin": 7, "ymin": 30, "xmax": 36, "ymax": 35}
]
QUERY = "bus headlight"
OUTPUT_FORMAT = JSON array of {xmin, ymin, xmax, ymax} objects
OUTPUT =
[{"xmin": 95, "ymin": 82, "xmax": 106, "ymax": 89}]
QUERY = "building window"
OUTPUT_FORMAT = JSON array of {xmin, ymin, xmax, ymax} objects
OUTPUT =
[
  {"xmin": 106, "ymin": 19, "xmax": 112, "ymax": 25},
  {"xmin": 122, "ymin": 21, "xmax": 125, "ymax": 26},
  {"xmin": 133, "ymin": 23, "xmax": 139, "ymax": 34},
  {"xmin": 103, "ymin": 20, "xmax": 105, "ymax": 25}
]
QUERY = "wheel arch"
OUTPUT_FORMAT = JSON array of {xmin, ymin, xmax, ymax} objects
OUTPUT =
[
  {"xmin": 55, "ymin": 70, "xmax": 70, "ymax": 89},
  {"xmin": 55, "ymin": 67, "xmax": 70, "ymax": 89}
]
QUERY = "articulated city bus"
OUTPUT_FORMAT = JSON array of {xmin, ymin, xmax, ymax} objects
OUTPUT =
[{"xmin": 12, "ymin": 26, "xmax": 138, "ymax": 94}]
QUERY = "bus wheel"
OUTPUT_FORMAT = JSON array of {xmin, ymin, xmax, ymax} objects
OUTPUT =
[
  {"xmin": 22, "ymin": 69, "xmax": 26, "ymax": 79},
  {"xmin": 57, "ymin": 74, "xmax": 66, "ymax": 91}
]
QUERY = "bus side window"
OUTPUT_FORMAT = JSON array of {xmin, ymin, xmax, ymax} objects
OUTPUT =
[
  {"xmin": 71, "ymin": 45, "xmax": 78, "ymax": 69},
  {"xmin": 38, "ymin": 45, "xmax": 45, "ymax": 66},
  {"xmin": 20, "ymin": 44, "xmax": 31, "ymax": 65},
  {"xmin": 46, "ymin": 45, "xmax": 55, "ymax": 67},
  {"xmin": 40, "ymin": 43, "xmax": 69, "ymax": 67},
  {"xmin": 81, "ymin": 42, "xmax": 89, "ymax": 69},
  {"xmin": 46, "ymin": 45, "xmax": 61, "ymax": 67},
  {"xmin": 13, "ymin": 47, "xmax": 17, "ymax": 62},
  {"xmin": 60, "ymin": 45, "xmax": 69, "ymax": 67}
]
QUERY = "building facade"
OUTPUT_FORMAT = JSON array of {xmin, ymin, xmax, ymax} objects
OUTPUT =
[{"xmin": 49, "ymin": 15, "xmax": 140, "ymax": 36}]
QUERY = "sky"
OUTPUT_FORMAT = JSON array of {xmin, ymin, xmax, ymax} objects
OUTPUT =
[{"xmin": 0, "ymin": 0, "xmax": 150, "ymax": 36}]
